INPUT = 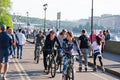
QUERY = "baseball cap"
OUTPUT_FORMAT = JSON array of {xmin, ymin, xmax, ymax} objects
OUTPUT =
[
  {"xmin": 50, "ymin": 30, "xmax": 55, "ymax": 34},
  {"xmin": 62, "ymin": 29, "xmax": 67, "ymax": 32},
  {"xmin": 1, "ymin": 24, "xmax": 6, "ymax": 29}
]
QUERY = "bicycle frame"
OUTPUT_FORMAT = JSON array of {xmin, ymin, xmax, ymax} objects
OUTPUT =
[
  {"xmin": 62, "ymin": 55, "xmax": 78, "ymax": 80},
  {"xmin": 46, "ymin": 49, "xmax": 57, "ymax": 78}
]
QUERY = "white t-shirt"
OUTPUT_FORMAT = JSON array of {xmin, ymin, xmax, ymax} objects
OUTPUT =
[
  {"xmin": 92, "ymin": 41, "xmax": 102, "ymax": 53},
  {"xmin": 17, "ymin": 32, "xmax": 26, "ymax": 45}
]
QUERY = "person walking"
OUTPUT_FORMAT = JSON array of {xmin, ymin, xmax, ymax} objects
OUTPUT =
[
  {"xmin": 8, "ymin": 28, "xmax": 17, "ymax": 58},
  {"xmin": 98, "ymin": 31, "xmax": 105, "ymax": 53},
  {"xmin": 105, "ymin": 30, "xmax": 111, "ymax": 40},
  {"xmin": 89, "ymin": 30, "xmax": 97, "ymax": 57},
  {"xmin": 78, "ymin": 29, "xmax": 90, "ymax": 72},
  {"xmin": 0, "ymin": 25, "xmax": 12, "ymax": 80},
  {"xmin": 16, "ymin": 28, "xmax": 26, "ymax": 59}
]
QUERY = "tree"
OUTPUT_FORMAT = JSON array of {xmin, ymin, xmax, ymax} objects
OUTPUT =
[{"xmin": 0, "ymin": 0, "xmax": 13, "ymax": 28}]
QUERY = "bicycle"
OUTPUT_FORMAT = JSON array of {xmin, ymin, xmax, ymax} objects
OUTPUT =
[
  {"xmin": 62, "ymin": 54, "xmax": 78, "ymax": 80},
  {"xmin": 45, "ymin": 49, "xmax": 57, "ymax": 78},
  {"xmin": 35, "ymin": 44, "xmax": 42, "ymax": 64}
]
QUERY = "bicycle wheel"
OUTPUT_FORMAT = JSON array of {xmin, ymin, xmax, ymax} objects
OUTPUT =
[
  {"xmin": 36, "ymin": 49, "xmax": 40, "ymax": 64},
  {"xmin": 36, "ymin": 56, "xmax": 39, "ymax": 63},
  {"xmin": 46, "ymin": 56, "xmax": 50, "ymax": 74},
  {"xmin": 59, "ymin": 61, "xmax": 63, "ymax": 73},
  {"xmin": 67, "ymin": 66, "xmax": 74, "ymax": 80},
  {"xmin": 51, "ymin": 59, "xmax": 56, "ymax": 77}
]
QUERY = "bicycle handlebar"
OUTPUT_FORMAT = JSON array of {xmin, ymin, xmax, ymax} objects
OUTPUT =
[{"xmin": 42, "ymin": 48, "xmax": 61, "ymax": 51}]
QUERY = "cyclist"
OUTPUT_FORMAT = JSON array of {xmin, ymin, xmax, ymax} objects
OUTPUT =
[
  {"xmin": 56, "ymin": 29, "xmax": 67, "ymax": 68},
  {"xmin": 60, "ymin": 31, "xmax": 82, "ymax": 79},
  {"xmin": 33, "ymin": 30, "xmax": 45, "ymax": 61},
  {"xmin": 43, "ymin": 30, "xmax": 61, "ymax": 72}
]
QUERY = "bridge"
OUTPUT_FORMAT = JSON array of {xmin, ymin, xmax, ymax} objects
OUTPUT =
[{"xmin": 2, "ymin": 39, "xmax": 119, "ymax": 80}]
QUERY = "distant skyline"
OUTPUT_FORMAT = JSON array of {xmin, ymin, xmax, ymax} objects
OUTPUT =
[{"xmin": 11, "ymin": 0, "xmax": 120, "ymax": 20}]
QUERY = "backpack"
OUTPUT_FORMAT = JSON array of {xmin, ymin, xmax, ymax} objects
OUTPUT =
[{"xmin": 79, "ymin": 35, "xmax": 89, "ymax": 48}]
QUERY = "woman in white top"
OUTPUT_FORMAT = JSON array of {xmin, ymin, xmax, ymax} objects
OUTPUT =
[{"xmin": 91, "ymin": 36, "xmax": 105, "ymax": 72}]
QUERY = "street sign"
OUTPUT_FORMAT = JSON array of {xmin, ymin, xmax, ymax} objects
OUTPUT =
[{"xmin": 57, "ymin": 12, "xmax": 61, "ymax": 20}]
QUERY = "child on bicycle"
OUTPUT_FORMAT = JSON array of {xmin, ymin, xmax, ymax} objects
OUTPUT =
[{"xmin": 60, "ymin": 31, "xmax": 82, "ymax": 79}]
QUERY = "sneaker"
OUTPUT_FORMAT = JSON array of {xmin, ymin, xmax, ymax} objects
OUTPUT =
[
  {"xmin": 102, "ymin": 66, "xmax": 105, "ymax": 72},
  {"xmin": 79, "ymin": 67, "xmax": 82, "ymax": 72},
  {"xmin": 93, "ymin": 66, "xmax": 97, "ymax": 72},
  {"xmin": 44, "ymin": 69, "xmax": 48, "ymax": 73},
  {"xmin": 17, "ymin": 56, "xmax": 19, "ymax": 59},
  {"xmin": 2, "ymin": 77, "xmax": 7, "ymax": 80},
  {"xmin": 85, "ymin": 67, "xmax": 87, "ymax": 72},
  {"xmin": 20, "ymin": 56, "xmax": 22, "ymax": 59}
]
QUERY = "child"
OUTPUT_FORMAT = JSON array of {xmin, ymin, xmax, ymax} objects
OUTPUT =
[{"xmin": 91, "ymin": 36, "xmax": 105, "ymax": 72}]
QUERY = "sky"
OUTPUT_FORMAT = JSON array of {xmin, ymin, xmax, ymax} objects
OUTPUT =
[{"xmin": 10, "ymin": 0, "xmax": 120, "ymax": 20}]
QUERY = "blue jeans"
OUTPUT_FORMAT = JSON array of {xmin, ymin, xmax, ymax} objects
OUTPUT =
[
  {"xmin": 79, "ymin": 48, "xmax": 89, "ymax": 67},
  {"xmin": 17, "ymin": 45, "xmax": 23, "ymax": 57},
  {"xmin": 62, "ymin": 55, "xmax": 75, "ymax": 74},
  {"xmin": 12, "ymin": 46, "xmax": 16, "ymax": 56}
]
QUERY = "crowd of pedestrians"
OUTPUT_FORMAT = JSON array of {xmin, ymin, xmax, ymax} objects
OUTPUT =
[
  {"xmin": 0, "ymin": 23, "xmax": 111, "ymax": 80},
  {"xmin": 0, "ymin": 24, "xmax": 26, "ymax": 80}
]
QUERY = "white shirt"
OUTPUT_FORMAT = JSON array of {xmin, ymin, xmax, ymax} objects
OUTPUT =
[
  {"xmin": 17, "ymin": 32, "xmax": 26, "ymax": 45},
  {"xmin": 92, "ymin": 41, "xmax": 102, "ymax": 53}
]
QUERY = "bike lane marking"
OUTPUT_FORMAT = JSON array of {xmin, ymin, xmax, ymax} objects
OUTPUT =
[
  {"xmin": 12, "ymin": 59, "xmax": 26, "ymax": 80},
  {"xmin": 12, "ymin": 59, "xmax": 31, "ymax": 80}
]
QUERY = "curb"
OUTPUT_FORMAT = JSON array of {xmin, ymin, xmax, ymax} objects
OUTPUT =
[{"xmin": 86, "ymin": 60, "xmax": 120, "ymax": 77}]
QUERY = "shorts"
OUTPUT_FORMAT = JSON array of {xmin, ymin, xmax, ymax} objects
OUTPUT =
[{"xmin": 0, "ymin": 49, "xmax": 10, "ymax": 63}]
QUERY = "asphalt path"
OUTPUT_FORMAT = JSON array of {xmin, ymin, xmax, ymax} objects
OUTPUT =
[{"xmin": 4, "ymin": 42, "xmax": 120, "ymax": 80}]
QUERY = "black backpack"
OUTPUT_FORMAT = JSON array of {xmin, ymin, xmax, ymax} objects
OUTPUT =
[{"xmin": 79, "ymin": 35, "xmax": 89, "ymax": 48}]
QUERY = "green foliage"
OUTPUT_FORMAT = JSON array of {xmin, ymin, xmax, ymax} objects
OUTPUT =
[
  {"xmin": 0, "ymin": 0, "xmax": 11, "ymax": 9},
  {"xmin": 0, "ymin": 0, "xmax": 13, "ymax": 28}
]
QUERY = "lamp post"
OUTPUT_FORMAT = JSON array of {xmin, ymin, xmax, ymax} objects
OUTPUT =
[
  {"xmin": 43, "ymin": 3, "xmax": 48, "ymax": 34},
  {"xmin": 91, "ymin": 0, "xmax": 94, "ymax": 43},
  {"xmin": 56, "ymin": 12, "xmax": 61, "ymax": 31},
  {"xmin": 18, "ymin": 15, "xmax": 21, "ymax": 28},
  {"xmin": 26, "ymin": 11, "xmax": 29, "ymax": 27}
]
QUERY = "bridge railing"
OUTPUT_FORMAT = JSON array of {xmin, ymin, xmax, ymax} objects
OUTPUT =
[{"xmin": 104, "ymin": 40, "xmax": 120, "ymax": 55}]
